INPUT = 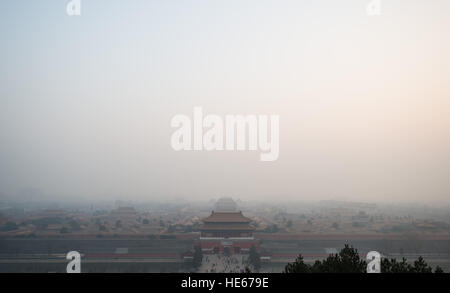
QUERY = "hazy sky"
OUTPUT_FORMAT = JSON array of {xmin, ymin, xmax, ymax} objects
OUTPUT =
[{"xmin": 1, "ymin": 0, "xmax": 449, "ymax": 203}]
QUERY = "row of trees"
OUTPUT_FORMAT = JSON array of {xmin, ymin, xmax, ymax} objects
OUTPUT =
[{"xmin": 284, "ymin": 244, "xmax": 444, "ymax": 273}]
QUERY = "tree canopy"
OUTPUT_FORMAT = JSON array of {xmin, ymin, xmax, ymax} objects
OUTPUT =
[
  {"xmin": 284, "ymin": 244, "xmax": 444, "ymax": 273},
  {"xmin": 192, "ymin": 245, "xmax": 203, "ymax": 269},
  {"xmin": 249, "ymin": 245, "xmax": 261, "ymax": 271}
]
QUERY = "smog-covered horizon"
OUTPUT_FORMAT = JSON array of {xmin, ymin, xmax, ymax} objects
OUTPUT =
[{"xmin": 1, "ymin": 0, "xmax": 450, "ymax": 205}]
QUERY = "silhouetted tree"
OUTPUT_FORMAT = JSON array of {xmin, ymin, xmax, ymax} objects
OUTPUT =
[
  {"xmin": 381, "ymin": 257, "xmax": 412, "ymax": 273},
  {"xmin": 69, "ymin": 220, "xmax": 81, "ymax": 231},
  {"xmin": 0, "ymin": 221, "xmax": 18, "ymax": 231},
  {"xmin": 412, "ymin": 256, "xmax": 433, "ymax": 273},
  {"xmin": 286, "ymin": 220, "xmax": 293, "ymax": 228},
  {"xmin": 309, "ymin": 245, "xmax": 366, "ymax": 273},
  {"xmin": 381, "ymin": 256, "xmax": 437, "ymax": 273},
  {"xmin": 192, "ymin": 245, "xmax": 203, "ymax": 269},
  {"xmin": 284, "ymin": 255, "xmax": 311, "ymax": 273},
  {"xmin": 60, "ymin": 227, "xmax": 69, "ymax": 234},
  {"xmin": 167, "ymin": 225, "xmax": 176, "ymax": 233},
  {"xmin": 249, "ymin": 245, "xmax": 261, "ymax": 271}
]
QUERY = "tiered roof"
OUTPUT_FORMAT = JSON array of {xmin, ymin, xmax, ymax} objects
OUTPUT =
[
  {"xmin": 202, "ymin": 211, "xmax": 252, "ymax": 223},
  {"xmin": 200, "ymin": 211, "xmax": 254, "ymax": 231}
]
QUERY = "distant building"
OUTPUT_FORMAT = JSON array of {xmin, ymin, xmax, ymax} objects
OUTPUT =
[
  {"xmin": 38, "ymin": 209, "xmax": 68, "ymax": 218},
  {"xmin": 199, "ymin": 198, "xmax": 257, "ymax": 254},
  {"xmin": 214, "ymin": 197, "xmax": 238, "ymax": 212},
  {"xmin": 199, "ymin": 211, "xmax": 254, "ymax": 238},
  {"xmin": 109, "ymin": 207, "xmax": 138, "ymax": 222}
]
